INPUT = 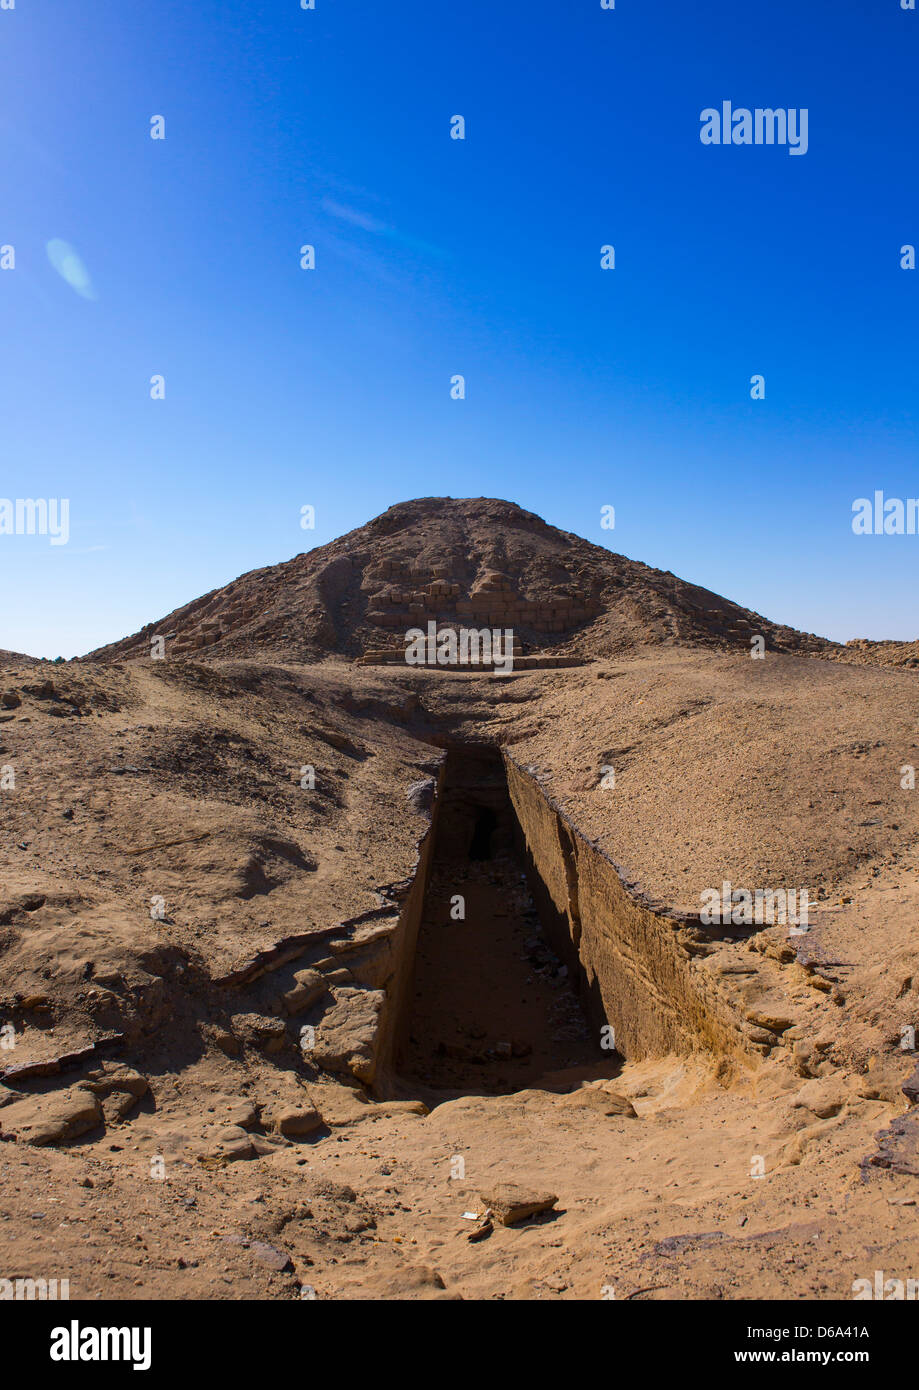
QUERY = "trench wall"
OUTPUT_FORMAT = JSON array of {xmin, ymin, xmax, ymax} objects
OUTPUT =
[
  {"xmin": 504, "ymin": 755, "xmax": 754, "ymax": 1062},
  {"xmin": 371, "ymin": 765, "xmax": 445, "ymax": 1094}
]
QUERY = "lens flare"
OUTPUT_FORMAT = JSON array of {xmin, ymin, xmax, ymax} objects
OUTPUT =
[{"xmin": 46, "ymin": 239, "xmax": 95, "ymax": 299}]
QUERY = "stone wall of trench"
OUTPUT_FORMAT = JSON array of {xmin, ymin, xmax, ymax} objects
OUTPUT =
[
  {"xmin": 369, "ymin": 767, "xmax": 445, "ymax": 1094},
  {"xmin": 503, "ymin": 755, "xmax": 756, "ymax": 1063}
]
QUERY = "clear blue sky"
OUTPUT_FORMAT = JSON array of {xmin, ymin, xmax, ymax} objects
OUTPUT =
[{"xmin": 1, "ymin": 0, "xmax": 917, "ymax": 657}]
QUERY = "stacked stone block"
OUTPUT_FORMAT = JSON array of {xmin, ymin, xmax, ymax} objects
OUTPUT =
[{"xmin": 363, "ymin": 562, "xmax": 599, "ymax": 638}]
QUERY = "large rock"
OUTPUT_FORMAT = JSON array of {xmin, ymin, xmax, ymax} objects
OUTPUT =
[
  {"xmin": 212, "ymin": 1125, "xmax": 258, "ymax": 1161},
  {"xmin": 80, "ymin": 1063, "xmax": 149, "ymax": 1121},
  {"xmin": 563, "ymin": 1087, "xmax": 637, "ymax": 1118},
  {"xmin": 223, "ymin": 1236, "xmax": 292, "ymax": 1272},
  {"xmin": 478, "ymin": 1183, "xmax": 558, "ymax": 1226},
  {"xmin": 207, "ymin": 1125, "xmax": 286, "ymax": 1162},
  {"xmin": 263, "ymin": 1101, "xmax": 324, "ymax": 1137},
  {"xmin": 224, "ymin": 1099, "xmax": 260, "ymax": 1129},
  {"xmin": 902, "ymin": 1062, "xmax": 919, "ymax": 1106},
  {"xmin": 281, "ymin": 970, "xmax": 327, "ymax": 1016},
  {"xmin": 866, "ymin": 1111, "xmax": 919, "ymax": 1178},
  {"xmin": 0, "ymin": 1086, "xmax": 103, "ymax": 1145},
  {"xmin": 406, "ymin": 778, "xmax": 436, "ymax": 814},
  {"xmin": 745, "ymin": 1008, "xmax": 797, "ymax": 1034},
  {"xmin": 309, "ymin": 987, "xmax": 384, "ymax": 1083},
  {"xmin": 792, "ymin": 1077, "xmax": 849, "ymax": 1119},
  {"xmin": 231, "ymin": 1013, "xmax": 288, "ymax": 1054}
]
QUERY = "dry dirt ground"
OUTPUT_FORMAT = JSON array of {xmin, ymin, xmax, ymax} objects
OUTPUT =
[{"xmin": 2, "ymin": 645, "xmax": 919, "ymax": 1301}]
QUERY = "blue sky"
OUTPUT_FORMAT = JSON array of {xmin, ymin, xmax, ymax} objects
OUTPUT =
[{"xmin": 1, "ymin": 0, "xmax": 917, "ymax": 657}]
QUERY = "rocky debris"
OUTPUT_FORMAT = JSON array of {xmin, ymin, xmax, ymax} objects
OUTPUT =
[
  {"xmin": 263, "ymin": 1103, "xmax": 324, "ymax": 1138},
  {"xmin": 310, "ymin": 1087, "xmax": 427, "ymax": 1127},
  {"xmin": 0, "ymin": 1059, "xmax": 148, "ymax": 1144},
  {"xmin": 791, "ymin": 1077, "xmax": 849, "ymax": 1120},
  {"xmin": 326, "ymin": 934, "xmax": 394, "ymax": 993},
  {"xmin": 792, "ymin": 1041, "xmax": 827, "ymax": 1079},
  {"xmin": 207, "ymin": 1126, "xmax": 287, "ymax": 1163},
  {"xmin": 213, "ymin": 1029, "xmax": 242, "ymax": 1057},
  {"xmin": 0, "ymin": 1032, "xmax": 125, "ymax": 1084},
  {"xmin": 744, "ymin": 1008, "xmax": 797, "ymax": 1034},
  {"xmin": 315, "ymin": 728, "xmax": 367, "ymax": 758},
  {"xmin": 323, "ymin": 967, "xmax": 353, "ymax": 988},
  {"xmin": 214, "ymin": 907, "xmax": 396, "ymax": 989},
  {"xmin": 406, "ymin": 778, "xmax": 436, "ymax": 814},
  {"xmin": 309, "ymin": 987, "xmax": 384, "ymax": 1083},
  {"xmin": 211, "ymin": 1126, "xmax": 260, "ymax": 1161},
  {"xmin": 230, "ymin": 1013, "xmax": 288, "ymax": 1055},
  {"xmin": 214, "ymin": 929, "xmax": 338, "ymax": 989},
  {"xmin": 865, "ymin": 1112, "xmax": 919, "ymax": 1178},
  {"xmin": 902, "ymin": 1061, "xmax": 919, "ymax": 1106},
  {"xmin": 652, "ymin": 1231, "xmax": 729, "ymax": 1257},
  {"xmin": 477, "ymin": 1183, "xmax": 558, "ymax": 1226},
  {"xmin": 19, "ymin": 993, "xmax": 52, "ymax": 1011},
  {"xmin": 839, "ymin": 636, "xmax": 919, "ymax": 670},
  {"xmin": 0, "ymin": 691, "xmax": 21, "ymax": 709},
  {"xmin": 225, "ymin": 1099, "xmax": 261, "ymax": 1129},
  {"xmin": 80, "ymin": 1062, "xmax": 149, "ymax": 1122},
  {"xmin": 563, "ymin": 1086, "xmax": 638, "ymax": 1118},
  {"xmin": 281, "ymin": 969, "xmax": 327, "ymax": 1016},
  {"xmin": 223, "ymin": 1236, "xmax": 292, "ymax": 1272},
  {"xmin": 22, "ymin": 679, "xmax": 56, "ymax": 700},
  {"xmin": 0, "ymin": 1085, "xmax": 103, "ymax": 1146},
  {"xmin": 379, "ymin": 1099, "xmax": 428, "ymax": 1117}
]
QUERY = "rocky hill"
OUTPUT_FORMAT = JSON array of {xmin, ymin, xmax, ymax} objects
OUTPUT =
[{"xmin": 88, "ymin": 497, "xmax": 833, "ymax": 663}]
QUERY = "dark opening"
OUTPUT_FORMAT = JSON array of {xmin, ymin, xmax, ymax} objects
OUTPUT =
[
  {"xmin": 468, "ymin": 807, "xmax": 497, "ymax": 860},
  {"xmin": 396, "ymin": 744, "xmax": 616, "ymax": 1099}
]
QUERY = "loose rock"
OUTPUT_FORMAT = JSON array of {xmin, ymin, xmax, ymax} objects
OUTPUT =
[{"xmin": 477, "ymin": 1183, "xmax": 558, "ymax": 1226}]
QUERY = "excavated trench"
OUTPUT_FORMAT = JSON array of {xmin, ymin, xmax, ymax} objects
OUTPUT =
[
  {"xmin": 378, "ymin": 743, "xmax": 756, "ymax": 1098},
  {"xmin": 396, "ymin": 746, "xmax": 610, "ymax": 1095}
]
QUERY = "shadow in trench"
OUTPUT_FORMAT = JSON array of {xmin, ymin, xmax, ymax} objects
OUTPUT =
[{"xmin": 395, "ymin": 745, "xmax": 621, "ymax": 1102}]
